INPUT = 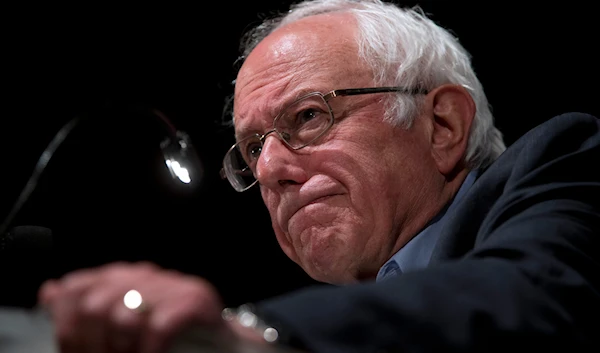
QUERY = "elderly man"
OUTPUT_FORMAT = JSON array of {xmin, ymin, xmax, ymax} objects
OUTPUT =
[{"xmin": 38, "ymin": 1, "xmax": 600, "ymax": 352}]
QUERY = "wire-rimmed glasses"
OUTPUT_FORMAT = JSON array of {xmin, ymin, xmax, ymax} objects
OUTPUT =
[{"xmin": 221, "ymin": 86, "xmax": 427, "ymax": 192}]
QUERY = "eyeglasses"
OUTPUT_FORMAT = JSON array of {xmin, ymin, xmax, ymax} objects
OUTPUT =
[{"xmin": 221, "ymin": 86, "xmax": 427, "ymax": 192}]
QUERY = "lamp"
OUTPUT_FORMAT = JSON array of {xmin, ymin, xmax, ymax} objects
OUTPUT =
[{"xmin": 0, "ymin": 108, "xmax": 203, "ymax": 236}]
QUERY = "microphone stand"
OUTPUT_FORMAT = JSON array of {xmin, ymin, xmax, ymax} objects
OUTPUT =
[{"xmin": 0, "ymin": 117, "xmax": 79, "ymax": 237}]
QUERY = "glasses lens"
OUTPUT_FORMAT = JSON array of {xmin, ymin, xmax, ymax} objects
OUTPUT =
[
  {"xmin": 223, "ymin": 94, "xmax": 334, "ymax": 192},
  {"xmin": 223, "ymin": 134, "xmax": 262, "ymax": 192},
  {"xmin": 275, "ymin": 93, "xmax": 333, "ymax": 148}
]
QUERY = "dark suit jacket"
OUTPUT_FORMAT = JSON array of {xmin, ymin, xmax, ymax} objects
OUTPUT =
[{"xmin": 257, "ymin": 112, "xmax": 600, "ymax": 353}]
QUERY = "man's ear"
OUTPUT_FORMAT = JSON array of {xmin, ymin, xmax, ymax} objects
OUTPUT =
[{"xmin": 427, "ymin": 84, "xmax": 475, "ymax": 177}]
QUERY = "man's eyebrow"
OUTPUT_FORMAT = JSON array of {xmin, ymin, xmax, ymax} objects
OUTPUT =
[
  {"xmin": 233, "ymin": 87, "xmax": 325, "ymax": 140},
  {"xmin": 233, "ymin": 109, "xmax": 275, "ymax": 141},
  {"xmin": 234, "ymin": 123, "xmax": 263, "ymax": 142}
]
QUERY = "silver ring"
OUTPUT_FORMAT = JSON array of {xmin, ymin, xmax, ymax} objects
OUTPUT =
[{"xmin": 123, "ymin": 289, "xmax": 147, "ymax": 314}]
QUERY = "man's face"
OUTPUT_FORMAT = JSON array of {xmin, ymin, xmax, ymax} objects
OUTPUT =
[{"xmin": 233, "ymin": 13, "xmax": 442, "ymax": 284}]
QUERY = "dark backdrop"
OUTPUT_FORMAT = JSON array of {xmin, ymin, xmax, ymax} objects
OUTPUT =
[{"xmin": 1, "ymin": 0, "xmax": 597, "ymax": 308}]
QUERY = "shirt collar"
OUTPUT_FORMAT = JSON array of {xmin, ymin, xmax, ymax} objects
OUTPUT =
[{"xmin": 376, "ymin": 170, "xmax": 479, "ymax": 282}]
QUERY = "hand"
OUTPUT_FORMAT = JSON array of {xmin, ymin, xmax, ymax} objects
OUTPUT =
[{"xmin": 38, "ymin": 261, "xmax": 253, "ymax": 353}]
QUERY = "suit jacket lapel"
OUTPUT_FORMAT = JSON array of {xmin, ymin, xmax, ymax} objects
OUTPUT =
[{"xmin": 428, "ymin": 147, "xmax": 520, "ymax": 264}]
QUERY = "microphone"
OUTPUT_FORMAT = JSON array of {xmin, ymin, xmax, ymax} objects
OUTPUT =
[
  {"xmin": 0, "ymin": 226, "xmax": 54, "ymax": 308},
  {"xmin": 0, "ymin": 225, "xmax": 53, "ymax": 254}
]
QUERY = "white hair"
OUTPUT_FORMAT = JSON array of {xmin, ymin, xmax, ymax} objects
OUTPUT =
[{"xmin": 235, "ymin": 0, "xmax": 506, "ymax": 169}]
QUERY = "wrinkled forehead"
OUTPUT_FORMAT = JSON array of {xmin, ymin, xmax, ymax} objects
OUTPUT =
[{"xmin": 232, "ymin": 13, "xmax": 372, "ymax": 138}]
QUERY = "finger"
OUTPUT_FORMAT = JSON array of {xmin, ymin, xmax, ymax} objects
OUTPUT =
[
  {"xmin": 48, "ymin": 261, "xmax": 155, "ymax": 304},
  {"xmin": 52, "ymin": 289, "xmax": 89, "ymax": 353},
  {"xmin": 78, "ymin": 282, "xmax": 129, "ymax": 353},
  {"xmin": 39, "ymin": 268, "xmax": 99, "ymax": 306},
  {"xmin": 38, "ymin": 279, "xmax": 60, "ymax": 305},
  {"xmin": 59, "ymin": 261, "xmax": 138, "ymax": 294},
  {"xmin": 152, "ymin": 274, "xmax": 224, "ymax": 322},
  {"xmin": 111, "ymin": 275, "xmax": 183, "ymax": 353},
  {"xmin": 53, "ymin": 268, "xmax": 102, "ymax": 299},
  {"xmin": 42, "ymin": 270, "xmax": 101, "ymax": 349},
  {"xmin": 141, "ymin": 277, "xmax": 225, "ymax": 353},
  {"xmin": 83, "ymin": 264, "xmax": 158, "ymax": 353},
  {"xmin": 100, "ymin": 266, "xmax": 162, "ymax": 353},
  {"xmin": 108, "ymin": 297, "xmax": 146, "ymax": 353},
  {"xmin": 141, "ymin": 297, "xmax": 207, "ymax": 353},
  {"xmin": 49, "ymin": 266, "xmax": 126, "ymax": 353}
]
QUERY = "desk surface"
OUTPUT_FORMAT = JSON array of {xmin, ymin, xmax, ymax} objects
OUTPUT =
[{"xmin": 0, "ymin": 306, "xmax": 304, "ymax": 353}]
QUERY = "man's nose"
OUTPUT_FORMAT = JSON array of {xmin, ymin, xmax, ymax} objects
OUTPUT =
[{"xmin": 255, "ymin": 135, "xmax": 307, "ymax": 189}]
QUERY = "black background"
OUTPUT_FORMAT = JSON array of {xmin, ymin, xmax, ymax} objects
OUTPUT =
[{"xmin": 1, "ymin": 1, "xmax": 598, "ymax": 308}]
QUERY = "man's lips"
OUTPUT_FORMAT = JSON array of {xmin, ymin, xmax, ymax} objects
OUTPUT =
[
  {"xmin": 279, "ymin": 191, "xmax": 344, "ymax": 232},
  {"xmin": 274, "ymin": 175, "xmax": 346, "ymax": 233},
  {"xmin": 307, "ymin": 194, "xmax": 337, "ymax": 205}
]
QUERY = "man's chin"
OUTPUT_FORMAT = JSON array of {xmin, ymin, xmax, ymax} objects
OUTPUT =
[
  {"xmin": 300, "ymin": 256, "xmax": 358, "ymax": 285},
  {"xmin": 286, "ymin": 221, "xmax": 360, "ymax": 284}
]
